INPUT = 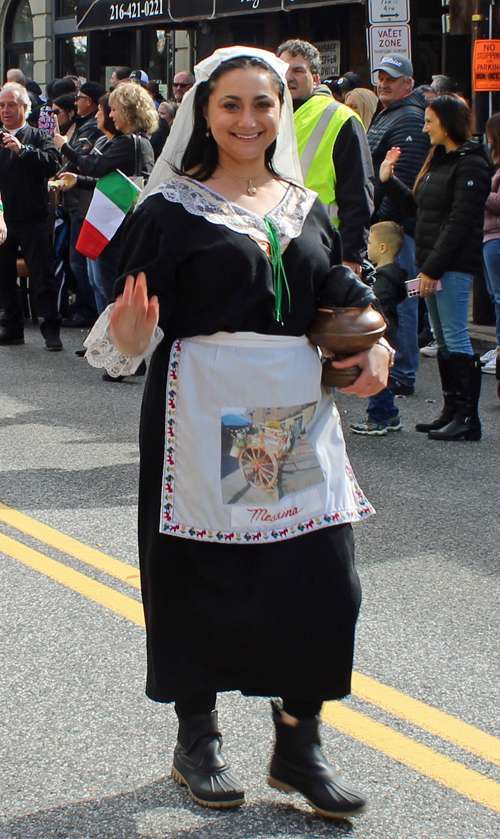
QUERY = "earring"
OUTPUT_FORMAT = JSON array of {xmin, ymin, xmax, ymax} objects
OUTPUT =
[{"xmin": 206, "ymin": 126, "xmax": 211, "ymax": 137}]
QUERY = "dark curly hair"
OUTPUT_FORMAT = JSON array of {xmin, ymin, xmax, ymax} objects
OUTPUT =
[{"xmin": 179, "ymin": 56, "xmax": 285, "ymax": 182}]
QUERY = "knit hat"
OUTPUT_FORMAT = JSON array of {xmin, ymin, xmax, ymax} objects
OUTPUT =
[
  {"xmin": 79, "ymin": 81, "xmax": 106, "ymax": 104},
  {"xmin": 51, "ymin": 78, "xmax": 77, "ymax": 98}
]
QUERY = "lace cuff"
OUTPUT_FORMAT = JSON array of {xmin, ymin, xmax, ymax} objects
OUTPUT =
[{"xmin": 83, "ymin": 304, "xmax": 164, "ymax": 377}]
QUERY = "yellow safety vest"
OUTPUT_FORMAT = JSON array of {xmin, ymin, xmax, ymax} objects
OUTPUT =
[{"xmin": 294, "ymin": 90, "xmax": 363, "ymax": 226}]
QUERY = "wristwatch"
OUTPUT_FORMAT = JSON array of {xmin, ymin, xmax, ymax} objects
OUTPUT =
[{"xmin": 377, "ymin": 337, "xmax": 396, "ymax": 367}]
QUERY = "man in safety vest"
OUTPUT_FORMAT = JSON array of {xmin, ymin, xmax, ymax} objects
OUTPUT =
[{"xmin": 277, "ymin": 39, "xmax": 374, "ymax": 278}]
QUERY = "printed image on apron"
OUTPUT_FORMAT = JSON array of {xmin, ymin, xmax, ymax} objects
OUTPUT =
[{"xmin": 221, "ymin": 403, "xmax": 323, "ymax": 506}]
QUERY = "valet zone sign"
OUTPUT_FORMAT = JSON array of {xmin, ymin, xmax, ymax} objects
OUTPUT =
[
  {"xmin": 369, "ymin": 24, "xmax": 411, "ymax": 83},
  {"xmin": 368, "ymin": 0, "xmax": 411, "ymax": 84}
]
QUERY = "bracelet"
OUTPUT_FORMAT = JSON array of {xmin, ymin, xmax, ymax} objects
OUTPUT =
[{"xmin": 377, "ymin": 337, "xmax": 396, "ymax": 367}]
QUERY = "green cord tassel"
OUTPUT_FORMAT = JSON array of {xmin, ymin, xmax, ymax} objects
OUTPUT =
[{"xmin": 264, "ymin": 217, "xmax": 291, "ymax": 325}]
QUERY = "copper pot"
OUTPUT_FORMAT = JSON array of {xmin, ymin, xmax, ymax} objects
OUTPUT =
[{"xmin": 308, "ymin": 305, "xmax": 386, "ymax": 388}]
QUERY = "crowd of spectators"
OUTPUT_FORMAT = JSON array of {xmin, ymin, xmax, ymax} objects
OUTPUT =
[{"xmin": 0, "ymin": 49, "xmax": 498, "ymax": 430}]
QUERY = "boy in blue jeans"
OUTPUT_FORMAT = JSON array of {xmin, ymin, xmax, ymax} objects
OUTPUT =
[{"xmin": 350, "ymin": 221, "xmax": 407, "ymax": 435}]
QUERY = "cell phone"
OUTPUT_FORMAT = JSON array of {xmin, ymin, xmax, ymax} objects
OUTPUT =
[
  {"xmin": 405, "ymin": 278, "xmax": 443, "ymax": 297},
  {"xmin": 53, "ymin": 112, "xmax": 60, "ymax": 134}
]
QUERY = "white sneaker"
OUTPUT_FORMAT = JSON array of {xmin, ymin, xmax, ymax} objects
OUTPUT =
[
  {"xmin": 482, "ymin": 357, "xmax": 498, "ymax": 374},
  {"xmin": 480, "ymin": 347, "xmax": 500, "ymax": 364},
  {"xmin": 420, "ymin": 340, "xmax": 438, "ymax": 357}
]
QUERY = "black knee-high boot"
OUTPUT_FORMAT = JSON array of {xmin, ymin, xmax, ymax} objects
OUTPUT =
[
  {"xmin": 428, "ymin": 353, "xmax": 481, "ymax": 441},
  {"xmin": 267, "ymin": 701, "xmax": 366, "ymax": 819},
  {"xmin": 415, "ymin": 352, "xmax": 456, "ymax": 433},
  {"xmin": 172, "ymin": 711, "xmax": 245, "ymax": 808}
]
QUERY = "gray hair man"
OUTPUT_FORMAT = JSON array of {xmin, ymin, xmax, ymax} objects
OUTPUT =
[
  {"xmin": 277, "ymin": 39, "xmax": 374, "ymax": 277},
  {"xmin": 0, "ymin": 83, "xmax": 63, "ymax": 350}
]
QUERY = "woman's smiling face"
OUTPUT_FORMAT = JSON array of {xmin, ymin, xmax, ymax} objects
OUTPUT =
[
  {"xmin": 204, "ymin": 67, "xmax": 281, "ymax": 167},
  {"xmin": 423, "ymin": 107, "xmax": 448, "ymax": 146}
]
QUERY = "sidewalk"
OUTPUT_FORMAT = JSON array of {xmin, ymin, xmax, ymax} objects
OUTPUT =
[{"xmin": 468, "ymin": 320, "xmax": 497, "ymax": 349}]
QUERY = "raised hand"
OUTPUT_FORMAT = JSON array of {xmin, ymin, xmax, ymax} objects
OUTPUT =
[
  {"xmin": 109, "ymin": 272, "xmax": 159, "ymax": 357},
  {"xmin": 379, "ymin": 146, "xmax": 401, "ymax": 182}
]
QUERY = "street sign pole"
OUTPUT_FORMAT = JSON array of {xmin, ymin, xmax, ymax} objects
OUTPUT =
[{"xmin": 368, "ymin": 0, "xmax": 411, "ymax": 85}]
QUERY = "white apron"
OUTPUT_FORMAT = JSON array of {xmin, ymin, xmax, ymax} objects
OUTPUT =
[{"xmin": 160, "ymin": 332, "xmax": 374, "ymax": 543}]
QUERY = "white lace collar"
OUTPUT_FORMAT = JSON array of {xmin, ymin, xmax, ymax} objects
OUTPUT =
[{"xmin": 149, "ymin": 176, "xmax": 317, "ymax": 250}]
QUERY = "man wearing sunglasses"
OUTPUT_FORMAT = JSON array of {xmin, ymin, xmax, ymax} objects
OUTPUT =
[
  {"xmin": 172, "ymin": 71, "xmax": 195, "ymax": 103},
  {"xmin": 59, "ymin": 81, "xmax": 105, "ymax": 328}
]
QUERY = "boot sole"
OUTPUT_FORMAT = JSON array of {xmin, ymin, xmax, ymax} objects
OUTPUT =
[
  {"xmin": 267, "ymin": 775, "xmax": 367, "ymax": 819},
  {"xmin": 171, "ymin": 764, "xmax": 245, "ymax": 809},
  {"xmin": 428, "ymin": 430, "xmax": 481, "ymax": 441}
]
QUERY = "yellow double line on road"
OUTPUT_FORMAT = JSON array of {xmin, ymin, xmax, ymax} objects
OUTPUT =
[{"xmin": 1, "ymin": 501, "xmax": 500, "ymax": 814}]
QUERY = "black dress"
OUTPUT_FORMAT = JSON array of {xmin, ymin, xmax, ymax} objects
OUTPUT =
[{"xmin": 114, "ymin": 178, "xmax": 375, "ymax": 705}]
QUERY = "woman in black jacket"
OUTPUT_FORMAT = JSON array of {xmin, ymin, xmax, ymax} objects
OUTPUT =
[{"xmin": 380, "ymin": 94, "xmax": 492, "ymax": 441}]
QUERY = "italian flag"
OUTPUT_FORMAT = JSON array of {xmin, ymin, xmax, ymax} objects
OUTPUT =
[{"xmin": 76, "ymin": 170, "xmax": 140, "ymax": 260}]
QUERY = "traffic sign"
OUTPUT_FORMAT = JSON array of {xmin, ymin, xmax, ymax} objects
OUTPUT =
[
  {"xmin": 473, "ymin": 39, "xmax": 500, "ymax": 91},
  {"xmin": 369, "ymin": 24, "xmax": 411, "ymax": 84},
  {"xmin": 369, "ymin": 0, "xmax": 410, "ymax": 25}
]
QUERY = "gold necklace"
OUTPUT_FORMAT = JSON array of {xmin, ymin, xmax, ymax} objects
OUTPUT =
[{"xmin": 219, "ymin": 164, "xmax": 266, "ymax": 196}]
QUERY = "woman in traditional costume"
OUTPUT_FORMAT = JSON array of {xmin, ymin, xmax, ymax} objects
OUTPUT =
[{"xmin": 84, "ymin": 46, "xmax": 391, "ymax": 820}]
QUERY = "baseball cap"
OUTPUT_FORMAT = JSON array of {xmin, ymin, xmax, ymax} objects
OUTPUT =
[
  {"xmin": 129, "ymin": 69, "xmax": 149, "ymax": 84},
  {"xmin": 328, "ymin": 72, "xmax": 363, "ymax": 95},
  {"xmin": 373, "ymin": 54, "xmax": 413, "ymax": 78}
]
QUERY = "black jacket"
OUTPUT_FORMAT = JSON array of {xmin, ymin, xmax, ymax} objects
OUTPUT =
[
  {"xmin": 367, "ymin": 89, "xmax": 430, "ymax": 236},
  {"xmin": 63, "ymin": 132, "xmax": 154, "ymax": 180},
  {"xmin": 150, "ymin": 119, "xmax": 170, "ymax": 161},
  {"xmin": 384, "ymin": 141, "xmax": 492, "ymax": 279},
  {"xmin": 60, "ymin": 111, "xmax": 103, "ymax": 212},
  {"xmin": 64, "ymin": 133, "xmax": 155, "ymax": 219},
  {"xmin": 370, "ymin": 263, "xmax": 407, "ymax": 345},
  {"xmin": 0, "ymin": 124, "xmax": 61, "ymax": 224}
]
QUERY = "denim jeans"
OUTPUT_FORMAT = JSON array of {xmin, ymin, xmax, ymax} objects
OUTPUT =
[
  {"xmin": 86, "ymin": 258, "xmax": 108, "ymax": 315},
  {"xmin": 367, "ymin": 386, "xmax": 399, "ymax": 424},
  {"xmin": 482, "ymin": 238, "xmax": 500, "ymax": 346},
  {"xmin": 69, "ymin": 212, "xmax": 98, "ymax": 322},
  {"xmin": 424, "ymin": 270, "xmax": 473, "ymax": 358},
  {"xmin": 393, "ymin": 234, "xmax": 419, "ymax": 386}
]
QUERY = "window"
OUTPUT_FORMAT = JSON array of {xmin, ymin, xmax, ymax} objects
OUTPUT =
[
  {"xmin": 55, "ymin": 0, "xmax": 78, "ymax": 19},
  {"xmin": 56, "ymin": 35, "xmax": 88, "ymax": 80},
  {"xmin": 5, "ymin": 0, "xmax": 33, "ymax": 78}
]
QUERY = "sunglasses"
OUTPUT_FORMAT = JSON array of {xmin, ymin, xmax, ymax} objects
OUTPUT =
[{"xmin": 52, "ymin": 108, "xmax": 63, "ymax": 114}]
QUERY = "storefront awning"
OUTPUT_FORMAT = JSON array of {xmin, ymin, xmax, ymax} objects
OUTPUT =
[{"xmin": 77, "ymin": 0, "xmax": 356, "ymax": 32}]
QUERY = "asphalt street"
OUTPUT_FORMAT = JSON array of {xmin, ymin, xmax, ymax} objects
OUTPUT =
[{"xmin": 0, "ymin": 322, "xmax": 499, "ymax": 839}]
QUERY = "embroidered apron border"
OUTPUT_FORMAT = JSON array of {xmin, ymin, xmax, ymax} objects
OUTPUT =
[{"xmin": 159, "ymin": 338, "xmax": 374, "ymax": 543}]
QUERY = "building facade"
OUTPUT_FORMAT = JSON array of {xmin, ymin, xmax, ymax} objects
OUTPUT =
[{"xmin": 0, "ymin": 0, "xmax": 496, "ymax": 128}]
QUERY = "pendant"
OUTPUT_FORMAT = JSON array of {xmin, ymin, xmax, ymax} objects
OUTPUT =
[{"xmin": 247, "ymin": 184, "xmax": 257, "ymax": 196}]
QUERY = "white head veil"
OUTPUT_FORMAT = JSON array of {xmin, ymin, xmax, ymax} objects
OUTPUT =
[{"xmin": 139, "ymin": 45, "xmax": 302, "ymax": 204}]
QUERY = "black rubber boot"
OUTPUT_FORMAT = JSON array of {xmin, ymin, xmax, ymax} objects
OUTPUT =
[
  {"xmin": 428, "ymin": 353, "xmax": 482, "ymax": 441},
  {"xmin": 40, "ymin": 320, "xmax": 63, "ymax": 352},
  {"xmin": 0, "ymin": 328, "xmax": 24, "ymax": 345},
  {"xmin": 267, "ymin": 701, "xmax": 367, "ymax": 819},
  {"xmin": 415, "ymin": 353, "xmax": 456, "ymax": 432},
  {"xmin": 171, "ymin": 711, "xmax": 245, "ymax": 809}
]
